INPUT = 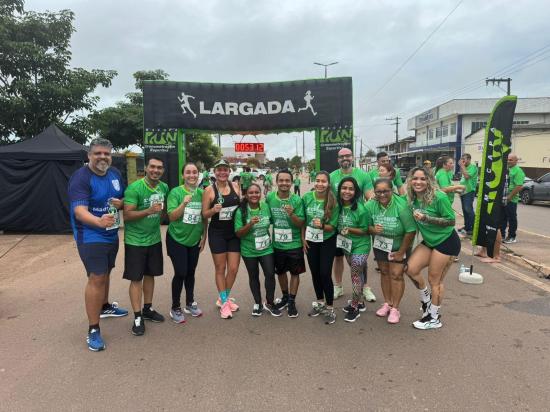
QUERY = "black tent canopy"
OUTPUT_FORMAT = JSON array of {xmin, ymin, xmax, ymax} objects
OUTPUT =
[{"xmin": 0, "ymin": 124, "xmax": 88, "ymax": 233}]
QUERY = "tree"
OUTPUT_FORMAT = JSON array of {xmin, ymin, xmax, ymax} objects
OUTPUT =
[
  {"xmin": 269, "ymin": 157, "xmax": 288, "ymax": 170},
  {"xmin": 307, "ymin": 159, "xmax": 316, "ymax": 171},
  {"xmin": 246, "ymin": 157, "xmax": 260, "ymax": 169},
  {"xmin": 289, "ymin": 155, "xmax": 302, "ymax": 171},
  {"xmin": 91, "ymin": 70, "xmax": 169, "ymax": 149},
  {"xmin": 0, "ymin": 1, "xmax": 116, "ymax": 142},
  {"xmin": 366, "ymin": 149, "xmax": 376, "ymax": 157},
  {"xmin": 185, "ymin": 133, "xmax": 221, "ymax": 169}
]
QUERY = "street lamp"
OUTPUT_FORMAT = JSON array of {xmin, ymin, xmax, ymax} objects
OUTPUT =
[{"xmin": 314, "ymin": 61, "xmax": 338, "ymax": 79}]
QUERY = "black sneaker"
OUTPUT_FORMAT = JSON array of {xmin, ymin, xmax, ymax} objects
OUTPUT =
[
  {"xmin": 263, "ymin": 303, "xmax": 282, "ymax": 317},
  {"xmin": 274, "ymin": 296, "xmax": 289, "ymax": 311},
  {"xmin": 343, "ymin": 300, "xmax": 366, "ymax": 313},
  {"xmin": 420, "ymin": 301, "xmax": 431, "ymax": 318},
  {"xmin": 287, "ymin": 301, "xmax": 298, "ymax": 318},
  {"xmin": 142, "ymin": 308, "xmax": 165, "ymax": 323},
  {"xmin": 344, "ymin": 308, "xmax": 361, "ymax": 323},
  {"xmin": 132, "ymin": 317, "xmax": 145, "ymax": 336},
  {"xmin": 252, "ymin": 303, "xmax": 263, "ymax": 316}
]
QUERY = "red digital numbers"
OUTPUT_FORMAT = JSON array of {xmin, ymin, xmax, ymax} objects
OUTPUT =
[{"xmin": 235, "ymin": 143, "xmax": 264, "ymax": 153}]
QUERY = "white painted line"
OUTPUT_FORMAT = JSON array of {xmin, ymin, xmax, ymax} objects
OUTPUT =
[
  {"xmin": 462, "ymin": 245, "xmax": 550, "ymax": 293},
  {"xmin": 517, "ymin": 228, "xmax": 550, "ymax": 240}
]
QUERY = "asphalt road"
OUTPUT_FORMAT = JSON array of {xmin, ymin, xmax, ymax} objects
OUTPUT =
[
  {"xmin": 1, "ymin": 181, "xmax": 550, "ymax": 411},
  {"xmin": 516, "ymin": 201, "xmax": 550, "ymax": 237}
]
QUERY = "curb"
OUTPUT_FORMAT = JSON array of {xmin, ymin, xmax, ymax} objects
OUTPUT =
[{"xmin": 500, "ymin": 250, "xmax": 550, "ymax": 278}]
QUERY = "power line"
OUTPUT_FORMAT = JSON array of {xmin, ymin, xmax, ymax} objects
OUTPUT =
[{"xmin": 370, "ymin": 0, "xmax": 464, "ymax": 99}]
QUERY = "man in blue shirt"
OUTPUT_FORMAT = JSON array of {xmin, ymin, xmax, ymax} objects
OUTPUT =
[{"xmin": 68, "ymin": 138, "xmax": 128, "ymax": 351}]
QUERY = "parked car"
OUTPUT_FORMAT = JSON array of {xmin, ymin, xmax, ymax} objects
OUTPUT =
[{"xmin": 520, "ymin": 174, "xmax": 549, "ymax": 204}]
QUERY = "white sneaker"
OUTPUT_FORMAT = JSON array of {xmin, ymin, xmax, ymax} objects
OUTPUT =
[
  {"xmin": 413, "ymin": 314, "xmax": 442, "ymax": 330},
  {"xmin": 363, "ymin": 286, "xmax": 376, "ymax": 302},
  {"xmin": 333, "ymin": 285, "xmax": 344, "ymax": 299}
]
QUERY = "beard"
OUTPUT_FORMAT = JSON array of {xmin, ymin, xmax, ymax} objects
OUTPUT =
[
  {"xmin": 95, "ymin": 161, "xmax": 109, "ymax": 173},
  {"xmin": 339, "ymin": 160, "xmax": 351, "ymax": 169}
]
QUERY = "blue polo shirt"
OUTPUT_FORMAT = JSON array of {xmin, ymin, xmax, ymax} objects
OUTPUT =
[{"xmin": 68, "ymin": 166, "xmax": 124, "ymax": 245}]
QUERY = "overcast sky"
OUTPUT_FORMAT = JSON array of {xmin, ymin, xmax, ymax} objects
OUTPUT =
[{"xmin": 27, "ymin": 0, "xmax": 550, "ymax": 159}]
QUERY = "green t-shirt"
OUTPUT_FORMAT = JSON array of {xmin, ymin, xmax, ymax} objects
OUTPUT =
[
  {"xmin": 302, "ymin": 191, "xmax": 339, "ymax": 240},
  {"xmin": 337, "ymin": 202, "xmax": 371, "ymax": 254},
  {"xmin": 330, "ymin": 167, "xmax": 373, "ymax": 199},
  {"xmin": 293, "ymin": 177, "xmax": 301, "ymax": 187},
  {"xmin": 368, "ymin": 167, "xmax": 404, "ymax": 188},
  {"xmin": 436, "ymin": 168, "xmax": 455, "ymax": 204},
  {"xmin": 459, "ymin": 163, "xmax": 478, "ymax": 194},
  {"xmin": 167, "ymin": 186, "xmax": 204, "ymax": 247},
  {"xmin": 265, "ymin": 173, "xmax": 273, "ymax": 185},
  {"xmin": 412, "ymin": 190, "xmax": 455, "ymax": 248},
  {"xmin": 265, "ymin": 191, "xmax": 304, "ymax": 250},
  {"xmin": 234, "ymin": 202, "xmax": 273, "ymax": 257},
  {"xmin": 310, "ymin": 170, "xmax": 316, "ymax": 179},
  {"xmin": 202, "ymin": 171, "xmax": 210, "ymax": 187},
  {"xmin": 123, "ymin": 178, "xmax": 169, "ymax": 247},
  {"xmin": 240, "ymin": 172, "xmax": 253, "ymax": 189},
  {"xmin": 507, "ymin": 165, "xmax": 526, "ymax": 203},
  {"xmin": 366, "ymin": 194, "xmax": 416, "ymax": 252}
]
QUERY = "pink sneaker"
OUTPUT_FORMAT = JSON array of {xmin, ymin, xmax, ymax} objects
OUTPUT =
[
  {"xmin": 376, "ymin": 302, "xmax": 391, "ymax": 317},
  {"xmin": 216, "ymin": 297, "xmax": 237, "ymax": 308},
  {"xmin": 220, "ymin": 302, "xmax": 232, "ymax": 319},
  {"xmin": 228, "ymin": 298, "xmax": 239, "ymax": 312},
  {"xmin": 387, "ymin": 307, "xmax": 401, "ymax": 324}
]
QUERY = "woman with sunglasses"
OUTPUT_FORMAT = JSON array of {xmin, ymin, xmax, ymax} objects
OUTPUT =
[
  {"xmin": 202, "ymin": 159, "xmax": 241, "ymax": 319},
  {"xmin": 366, "ymin": 178, "xmax": 416, "ymax": 324},
  {"xmin": 302, "ymin": 171, "xmax": 339, "ymax": 324},
  {"xmin": 405, "ymin": 167, "xmax": 460, "ymax": 330},
  {"xmin": 235, "ymin": 183, "xmax": 281, "ymax": 317},
  {"xmin": 336, "ymin": 177, "xmax": 371, "ymax": 323}
]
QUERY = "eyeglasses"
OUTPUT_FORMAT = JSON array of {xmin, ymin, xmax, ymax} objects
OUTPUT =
[{"xmin": 374, "ymin": 190, "xmax": 391, "ymax": 195}]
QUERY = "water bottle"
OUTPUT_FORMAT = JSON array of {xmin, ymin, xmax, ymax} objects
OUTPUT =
[{"xmin": 459, "ymin": 264, "xmax": 468, "ymax": 274}]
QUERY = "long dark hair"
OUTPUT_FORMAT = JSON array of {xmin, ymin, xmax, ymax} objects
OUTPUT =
[
  {"xmin": 240, "ymin": 183, "xmax": 262, "ymax": 225},
  {"xmin": 315, "ymin": 171, "xmax": 337, "ymax": 221},
  {"xmin": 337, "ymin": 176, "xmax": 361, "ymax": 212}
]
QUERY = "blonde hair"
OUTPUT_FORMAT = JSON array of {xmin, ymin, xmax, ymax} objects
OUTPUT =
[{"xmin": 406, "ymin": 167, "xmax": 437, "ymax": 207}]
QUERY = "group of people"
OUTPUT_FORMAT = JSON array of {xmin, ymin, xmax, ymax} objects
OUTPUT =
[{"xmin": 70, "ymin": 138, "xmax": 466, "ymax": 353}]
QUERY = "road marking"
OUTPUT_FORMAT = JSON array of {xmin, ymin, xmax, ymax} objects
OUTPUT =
[
  {"xmin": 462, "ymin": 245, "xmax": 550, "ymax": 293},
  {"xmin": 517, "ymin": 228, "xmax": 550, "ymax": 240}
]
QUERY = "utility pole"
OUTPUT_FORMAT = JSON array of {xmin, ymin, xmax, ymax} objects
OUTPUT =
[
  {"xmin": 486, "ymin": 77, "xmax": 512, "ymax": 95},
  {"xmin": 386, "ymin": 116, "xmax": 401, "ymax": 145},
  {"xmin": 314, "ymin": 61, "xmax": 338, "ymax": 78},
  {"xmin": 302, "ymin": 131, "xmax": 305, "ymax": 161}
]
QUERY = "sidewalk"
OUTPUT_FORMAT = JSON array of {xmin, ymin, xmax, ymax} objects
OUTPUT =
[{"xmin": 453, "ymin": 204, "xmax": 550, "ymax": 278}]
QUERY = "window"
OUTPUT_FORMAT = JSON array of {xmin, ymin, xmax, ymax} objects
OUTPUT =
[
  {"xmin": 450, "ymin": 122, "xmax": 457, "ymax": 135},
  {"xmin": 541, "ymin": 173, "xmax": 550, "ymax": 183},
  {"xmin": 435, "ymin": 127, "xmax": 442, "ymax": 138},
  {"xmin": 471, "ymin": 121, "xmax": 487, "ymax": 133},
  {"xmin": 428, "ymin": 129, "xmax": 434, "ymax": 140},
  {"xmin": 442, "ymin": 125, "xmax": 449, "ymax": 137}
]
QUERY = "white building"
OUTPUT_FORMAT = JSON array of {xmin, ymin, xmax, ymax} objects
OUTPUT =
[{"xmin": 407, "ymin": 97, "xmax": 550, "ymax": 168}]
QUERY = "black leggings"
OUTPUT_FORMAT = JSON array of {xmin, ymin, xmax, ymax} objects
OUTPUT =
[
  {"xmin": 242, "ymin": 254, "xmax": 276, "ymax": 305},
  {"xmin": 166, "ymin": 232, "xmax": 200, "ymax": 308},
  {"xmin": 306, "ymin": 234, "xmax": 337, "ymax": 306},
  {"xmin": 294, "ymin": 186, "xmax": 301, "ymax": 195}
]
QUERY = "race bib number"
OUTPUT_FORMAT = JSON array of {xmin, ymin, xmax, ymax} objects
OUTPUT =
[
  {"xmin": 336, "ymin": 234, "xmax": 352, "ymax": 253},
  {"xmin": 106, "ymin": 210, "xmax": 120, "ymax": 231},
  {"xmin": 255, "ymin": 234, "xmax": 271, "ymax": 250},
  {"xmin": 373, "ymin": 235, "xmax": 394, "ymax": 253},
  {"xmin": 219, "ymin": 205, "xmax": 238, "ymax": 221},
  {"xmin": 149, "ymin": 193, "xmax": 164, "ymax": 210},
  {"xmin": 182, "ymin": 207, "xmax": 201, "ymax": 225},
  {"xmin": 274, "ymin": 228, "xmax": 292, "ymax": 243},
  {"xmin": 305, "ymin": 226, "xmax": 323, "ymax": 243}
]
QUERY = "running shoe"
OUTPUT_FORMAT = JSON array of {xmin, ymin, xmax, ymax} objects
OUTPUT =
[
  {"xmin": 343, "ymin": 300, "xmax": 366, "ymax": 313},
  {"xmin": 413, "ymin": 314, "xmax": 442, "ymax": 330},
  {"xmin": 274, "ymin": 296, "xmax": 289, "ymax": 310},
  {"xmin": 87, "ymin": 329, "xmax": 105, "ymax": 352},
  {"xmin": 421, "ymin": 301, "xmax": 431, "ymax": 318},
  {"xmin": 132, "ymin": 317, "xmax": 145, "ymax": 336},
  {"xmin": 263, "ymin": 303, "xmax": 282, "ymax": 317},
  {"xmin": 344, "ymin": 308, "xmax": 360, "ymax": 323},
  {"xmin": 170, "ymin": 307, "xmax": 186, "ymax": 324},
  {"xmin": 324, "ymin": 308, "xmax": 336, "ymax": 325},
  {"xmin": 457, "ymin": 229, "xmax": 467, "ymax": 236},
  {"xmin": 228, "ymin": 299, "xmax": 239, "ymax": 312},
  {"xmin": 503, "ymin": 236, "xmax": 517, "ymax": 244},
  {"xmin": 252, "ymin": 303, "xmax": 263, "ymax": 316},
  {"xmin": 287, "ymin": 301, "xmax": 298, "ymax": 318},
  {"xmin": 216, "ymin": 297, "xmax": 236, "ymax": 308},
  {"xmin": 308, "ymin": 301, "xmax": 325, "ymax": 317},
  {"xmin": 183, "ymin": 302, "xmax": 203, "ymax": 317},
  {"xmin": 100, "ymin": 302, "xmax": 128, "ymax": 318},
  {"xmin": 333, "ymin": 285, "xmax": 344, "ymax": 299},
  {"xmin": 363, "ymin": 287, "xmax": 376, "ymax": 302},
  {"xmin": 376, "ymin": 303, "xmax": 391, "ymax": 317},
  {"xmin": 220, "ymin": 301, "xmax": 233, "ymax": 319},
  {"xmin": 142, "ymin": 307, "xmax": 165, "ymax": 323},
  {"xmin": 387, "ymin": 308, "xmax": 401, "ymax": 324}
]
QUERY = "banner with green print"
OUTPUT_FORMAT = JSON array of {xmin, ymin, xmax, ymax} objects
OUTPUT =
[{"xmin": 472, "ymin": 95, "xmax": 517, "ymax": 257}]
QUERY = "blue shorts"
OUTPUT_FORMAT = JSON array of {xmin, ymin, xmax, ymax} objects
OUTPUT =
[{"xmin": 77, "ymin": 242, "xmax": 119, "ymax": 276}]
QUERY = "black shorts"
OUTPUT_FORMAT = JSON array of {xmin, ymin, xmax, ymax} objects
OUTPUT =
[
  {"xmin": 335, "ymin": 247, "xmax": 344, "ymax": 257},
  {"xmin": 77, "ymin": 242, "xmax": 119, "ymax": 276},
  {"xmin": 208, "ymin": 227, "xmax": 240, "ymax": 254},
  {"xmin": 422, "ymin": 230, "xmax": 461, "ymax": 256},
  {"xmin": 123, "ymin": 242, "xmax": 164, "ymax": 281},
  {"xmin": 274, "ymin": 247, "xmax": 306, "ymax": 276},
  {"xmin": 373, "ymin": 247, "xmax": 407, "ymax": 264}
]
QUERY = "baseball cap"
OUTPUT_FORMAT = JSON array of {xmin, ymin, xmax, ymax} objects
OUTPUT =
[{"xmin": 213, "ymin": 159, "xmax": 230, "ymax": 168}]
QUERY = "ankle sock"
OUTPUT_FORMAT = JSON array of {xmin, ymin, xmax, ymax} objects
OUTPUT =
[
  {"xmin": 88, "ymin": 324, "xmax": 99, "ymax": 333},
  {"xmin": 288, "ymin": 294, "xmax": 296, "ymax": 302},
  {"xmin": 219, "ymin": 290, "xmax": 228, "ymax": 304},
  {"xmin": 143, "ymin": 303, "xmax": 152, "ymax": 311},
  {"xmin": 134, "ymin": 311, "xmax": 142, "ymax": 319},
  {"xmin": 101, "ymin": 303, "xmax": 111, "ymax": 310},
  {"xmin": 419, "ymin": 287, "xmax": 431, "ymax": 303},
  {"xmin": 429, "ymin": 304, "xmax": 440, "ymax": 319}
]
